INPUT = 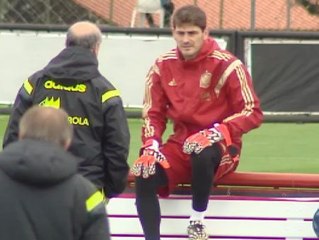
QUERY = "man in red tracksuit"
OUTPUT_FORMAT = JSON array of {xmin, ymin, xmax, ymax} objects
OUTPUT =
[{"xmin": 131, "ymin": 4, "xmax": 263, "ymax": 240}]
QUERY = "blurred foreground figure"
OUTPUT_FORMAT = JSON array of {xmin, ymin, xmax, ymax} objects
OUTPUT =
[
  {"xmin": 3, "ymin": 21, "xmax": 130, "ymax": 199},
  {"xmin": 0, "ymin": 106, "xmax": 110, "ymax": 240},
  {"xmin": 131, "ymin": 4, "xmax": 263, "ymax": 240},
  {"xmin": 313, "ymin": 209, "xmax": 319, "ymax": 237}
]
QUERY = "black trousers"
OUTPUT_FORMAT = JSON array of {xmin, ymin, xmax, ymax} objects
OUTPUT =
[{"xmin": 135, "ymin": 144, "xmax": 222, "ymax": 240}]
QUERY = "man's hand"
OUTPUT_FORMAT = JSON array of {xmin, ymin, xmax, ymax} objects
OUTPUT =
[
  {"xmin": 183, "ymin": 123, "xmax": 224, "ymax": 154},
  {"xmin": 131, "ymin": 139, "xmax": 170, "ymax": 179}
]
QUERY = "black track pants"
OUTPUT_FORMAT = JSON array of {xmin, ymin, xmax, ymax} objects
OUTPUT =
[
  {"xmin": 135, "ymin": 165, "xmax": 167, "ymax": 240},
  {"xmin": 191, "ymin": 144, "xmax": 222, "ymax": 211},
  {"xmin": 135, "ymin": 144, "xmax": 221, "ymax": 239}
]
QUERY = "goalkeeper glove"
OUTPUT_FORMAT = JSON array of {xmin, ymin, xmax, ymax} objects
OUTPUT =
[
  {"xmin": 183, "ymin": 123, "xmax": 224, "ymax": 154},
  {"xmin": 131, "ymin": 139, "xmax": 170, "ymax": 179}
]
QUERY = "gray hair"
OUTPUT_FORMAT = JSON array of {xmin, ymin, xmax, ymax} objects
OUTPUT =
[
  {"xmin": 66, "ymin": 21, "xmax": 102, "ymax": 49},
  {"xmin": 19, "ymin": 106, "xmax": 73, "ymax": 147}
]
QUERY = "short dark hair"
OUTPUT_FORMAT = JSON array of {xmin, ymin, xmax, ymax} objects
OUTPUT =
[{"xmin": 172, "ymin": 5, "xmax": 207, "ymax": 31}]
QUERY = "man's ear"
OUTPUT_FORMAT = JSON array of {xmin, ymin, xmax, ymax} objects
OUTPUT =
[
  {"xmin": 18, "ymin": 132, "xmax": 24, "ymax": 140},
  {"xmin": 63, "ymin": 138, "xmax": 72, "ymax": 150},
  {"xmin": 92, "ymin": 42, "xmax": 101, "ymax": 56}
]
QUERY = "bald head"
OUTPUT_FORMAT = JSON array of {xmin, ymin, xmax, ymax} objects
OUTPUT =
[
  {"xmin": 66, "ymin": 21, "xmax": 102, "ymax": 55},
  {"xmin": 19, "ymin": 106, "xmax": 73, "ymax": 149}
]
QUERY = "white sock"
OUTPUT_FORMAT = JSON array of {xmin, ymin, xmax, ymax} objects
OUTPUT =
[{"xmin": 189, "ymin": 209, "xmax": 205, "ymax": 222}]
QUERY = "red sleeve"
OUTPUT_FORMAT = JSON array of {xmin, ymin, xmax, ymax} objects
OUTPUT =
[
  {"xmin": 141, "ymin": 62, "xmax": 168, "ymax": 144},
  {"xmin": 221, "ymin": 59, "xmax": 263, "ymax": 142}
]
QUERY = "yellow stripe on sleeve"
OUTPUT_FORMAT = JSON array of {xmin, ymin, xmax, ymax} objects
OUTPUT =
[
  {"xmin": 86, "ymin": 191, "xmax": 104, "ymax": 212},
  {"xmin": 101, "ymin": 89, "xmax": 120, "ymax": 103},
  {"xmin": 23, "ymin": 79, "xmax": 33, "ymax": 95}
]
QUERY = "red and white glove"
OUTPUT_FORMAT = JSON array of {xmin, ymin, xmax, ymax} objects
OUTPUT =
[
  {"xmin": 183, "ymin": 123, "xmax": 224, "ymax": 154},
  {"xmin": 131, "ymin": 139, "xmax": 170, "ymax": 179}
]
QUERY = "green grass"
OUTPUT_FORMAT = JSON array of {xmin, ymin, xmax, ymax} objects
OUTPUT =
[
  {"xmin": 128, "ymin": 119, "xmax": 173, "ymax": 165},
  {"xmin": 1, "ymin": 115, "xmax": 319, "ymax": 174},
  {"xmin": 127, "ymin": 118, "xmax": 143, "ymax": 165},
  {"xmin": 238, "ymin": 123, "xmax": 319, "ymax": 173},
  {"xmin": 0, "ymin": 115, "xmax": 9, "ymax": 147},
  {"xmin": 129, "ymin": 120, "xmax": 319, "ymax": 173}
]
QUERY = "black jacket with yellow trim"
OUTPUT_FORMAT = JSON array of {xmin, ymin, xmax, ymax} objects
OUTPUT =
[
  {"xmin": 0, "ymin": 139, "xmax": 110, "ymax": 240},
  {"xmin": 3, "ymin": 46, "xmax": 130, "ymax": 198}
]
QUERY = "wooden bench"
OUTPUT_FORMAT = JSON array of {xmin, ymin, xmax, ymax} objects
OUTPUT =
[{"xmin": 107, "ymin": 171, "xmax": 319, "ymax": 239}]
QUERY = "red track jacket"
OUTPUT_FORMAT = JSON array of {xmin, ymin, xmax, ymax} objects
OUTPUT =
[{"xmin": 142, "ymin": 37, "xmax": 263, "ymax": 156}]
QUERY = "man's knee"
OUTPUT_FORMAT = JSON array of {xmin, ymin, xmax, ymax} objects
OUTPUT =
[
  {"xmin": 135, "ymin": 164, "xmax": 168, "ymax": 193},
  {"xmin": 191, "ymin": 144, "xmax": 222, "ymax": 165}
]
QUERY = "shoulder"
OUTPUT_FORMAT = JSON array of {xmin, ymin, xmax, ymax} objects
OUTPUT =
[
  {"xmin": 91, "ymin": 75, "xmax": 116, "ymax": 91},
  {"xmin": 89, "ymin": 75, "xmax": 123, "ymax": 105},
  {"xmin": 208, "ymin": 49, "xmax": 244, "ymax": 72},
  {"xmin": 150, "ymin": 49, "xmax": 177, "ymax": 75},
  {"xmin": 24, "ymin": 70, "xmax": 45, "ymax": 89},
  {"xmin": 69, "ymin": 175, "xmax": 106, "ymax": 219},
  {"xmin": 208, "ymin": 49, "xmax": 237, "ymax": 63},
  {"xmin": 156, "ymin": 49, "xmax": 178, "ymax": 63},
  {"xmin": 28, "ymin": 69, "xmax": 45, "ymax": 80},
  {"xmin": 19, "ymin": 70, "xmax": 47, "ymax": 98}
]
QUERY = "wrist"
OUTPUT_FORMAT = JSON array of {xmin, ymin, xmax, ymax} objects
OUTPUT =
[
  {"xmin": 140, "ymin": 139, "xmax": 159, "ymax": 156},
  {"xmin": 143, "ymin": 139, "xmax": 159, "ymax": 149},
  {"xmin": 214, "ymin": 123, "xmax": 229, "ymax": 143}
]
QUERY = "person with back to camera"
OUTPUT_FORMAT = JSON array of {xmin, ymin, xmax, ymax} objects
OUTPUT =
[
  {"xmin": 3, "ymin": 21, "xmax": 130, "ymax": 199},
  {"xmin": 0, "ymin": 106, "xmax": 110, "ymax": 240},
  {"xmin": 131, "ymin": 4, "xmax": 263, "ymax": 240},
  {"xmin": 312, "ymin": 208, "xmax": 319, "ymax": 237},
  {"xmin": 145, "ymin": 0, "xmax": 175, "ymax": 27}
]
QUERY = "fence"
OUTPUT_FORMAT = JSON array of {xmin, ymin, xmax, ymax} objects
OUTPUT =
[
  {"xmin": 1, "ymin": 25, "xmax": 319, "ymax": 122},
  {"xmin": 1, "ymin": 0, "xmax": 319, "ymax": 31},
  {"xmin": 0, "ymin": 0, "xmax": 109, "ymax": 25}
]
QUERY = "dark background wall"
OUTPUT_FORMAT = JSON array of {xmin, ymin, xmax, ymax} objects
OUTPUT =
[{"xmin": 251, "ymin": 43, "xmax": 319, "ymax": 112}]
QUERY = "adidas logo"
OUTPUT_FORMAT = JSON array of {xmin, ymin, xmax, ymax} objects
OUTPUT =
[{"xmin": 168, "ymin": 79, "xmax": 177, "ymax": 86}]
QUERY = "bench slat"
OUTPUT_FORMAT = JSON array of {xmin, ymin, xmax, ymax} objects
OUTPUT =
[
  {"xmin": 107, "ymin": 197, "xmax": 318, "ymax": 238},
  {"xmin": 111, "ymin": 238, "xmax": 282, "ymax": 240},
  {"xmin": 119, "ymin": 171, "xmax": 319, "ymax": 238},
  {"xmin": 107, "ymin": 196, "xmax": 319, "ymax": 219},
  {"xmin": 108, "ymin": 217, "xmax": 314, "ymax": 238}
]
